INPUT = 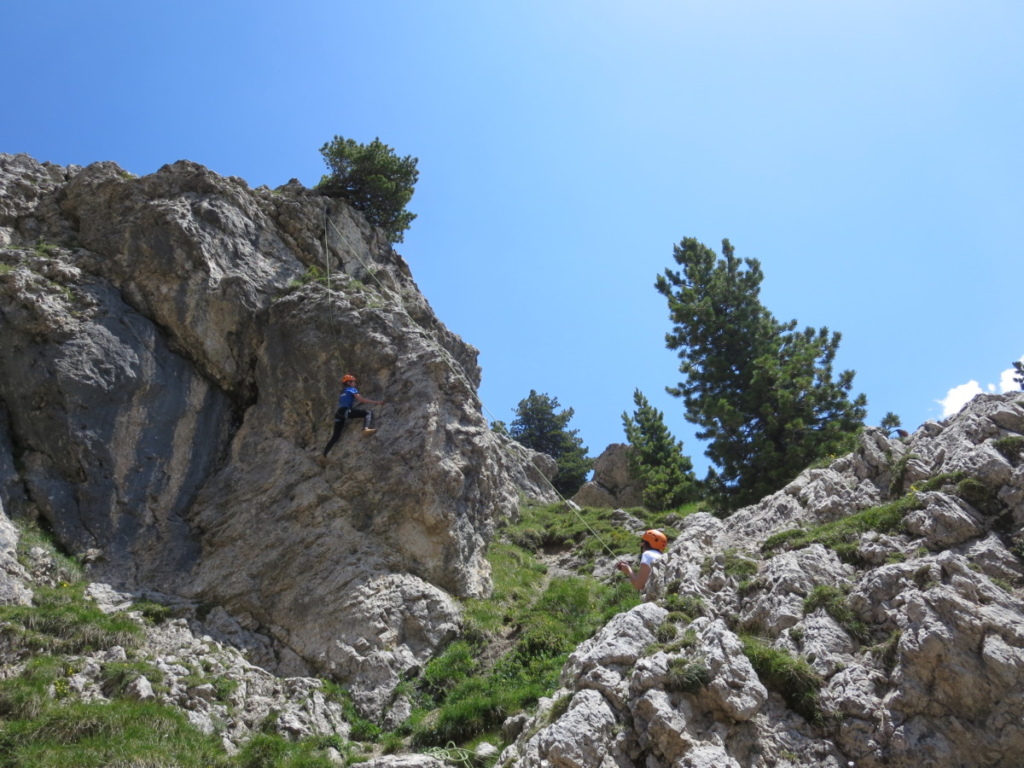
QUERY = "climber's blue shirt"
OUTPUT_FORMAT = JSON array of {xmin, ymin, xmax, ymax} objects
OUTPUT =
[{"xmin": 338, "ymin": 386, "xmax": 359, "ymax": 409}]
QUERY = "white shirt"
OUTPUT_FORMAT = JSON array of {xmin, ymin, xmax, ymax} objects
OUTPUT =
[{"xmin": 641, "ymin": 549, "xmax": 662, "ymax": 568}]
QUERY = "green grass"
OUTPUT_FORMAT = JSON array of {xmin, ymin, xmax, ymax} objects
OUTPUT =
[
  {"xmin": 98, "ymin": 660, "xmax": 166, "ymax": 698},
  {"xmin": 421, "ymin": 640, "xmax": 478, "ymax": 698},
  {"xmin": 409, "ymin": 507, "xmax": 644, "ymax": 748},
  {"xmin": 803, "ymin": 585, "xmax": 870, "ymax": 643},
  {"xmin": 870, "ymin": 630, "xmax": 903, "ymax": 673},
  {"xmin": 501, "ymin": 501, "xmax": 691, "ymax": 565},
  {"xmin": 0, "ymin": 698, "xmax": 233, "ymax": 768},
  {"xmin": 286, "ymin": 265, "xmax": 332, "ymax": 290},
  {"xmin": 0, "ymin": 582, "xmax": 143, "ymax": 656},
  {"xmin": 413, "ymin": 574, "xmax": 637, "ymax": 747},
  {"xmin": 665, "ymin": 658, "xmax": 711, "ymax": 694},
  {"xmin": 13, "ymin": 520, "xmax": 83, "ymax": 584},
  {"xmin": 662, "ymin": 593, "xmax": 706, "ymax": 622},
  {"xmin": 910, "ymin": 470, "xmax": 1005, "ymax": 520},
  {"xmin": 761, "ymin": 493, "xmax": 922, "ymax": 563},
  {"xmin": 994, "ymin": 436, "xmax": 1024, "ymax": 466},
  {"xmin": 234, "ymin": 733, "xmax": 345, "ymax": 768},
  {"xmin": 740, "ymin": 634, "xmax": 823, "ymax": 722}
]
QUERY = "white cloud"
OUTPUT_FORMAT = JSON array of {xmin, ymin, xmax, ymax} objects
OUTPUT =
[
  {"xmin": 940, "ymin": 357, "xmax": 1023, "ymax": 417},
  {"xmin": 1000, "ymin": 356, "xmax": 1023, "ymax": 393},
  {"xmin": 938, "ymin": 380, "xmax": 983, "ymax": 418}
]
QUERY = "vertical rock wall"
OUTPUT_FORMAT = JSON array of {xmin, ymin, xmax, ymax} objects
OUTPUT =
[{"xmin": 0, "ymin": 153, "xmax": 555, "ymax": 713}]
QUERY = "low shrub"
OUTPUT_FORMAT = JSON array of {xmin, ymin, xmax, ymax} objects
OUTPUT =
[
  {"xmin": 662, "ymin": 593, "xmax": 706, "ymax": 621},
  {"xmin": 994, "ymin": 436, "xmax": 1024, "ymax": 466},
  {"xmin": 666, "ymin": 658, "xmax": 711, "ymax": 694},
  {"xmin": 740, "ymin": 634, "xmax": 822, "ymax": 722}
]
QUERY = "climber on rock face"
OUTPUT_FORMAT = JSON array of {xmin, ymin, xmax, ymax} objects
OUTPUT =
[
  {"xmin": 322, "ymin": 374, "xmax": 385, "ymax": 457},
  {"xmin": 617, "ymin": 529, "xmax": 667, "ymax": 591}
]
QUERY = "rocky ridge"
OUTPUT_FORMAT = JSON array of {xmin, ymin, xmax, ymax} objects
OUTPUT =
[{"xmin": 499, "ymin": 392, "xmax": 1024, "ymax": 768}]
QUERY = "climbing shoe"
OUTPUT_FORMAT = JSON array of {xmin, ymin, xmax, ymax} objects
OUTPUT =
[{"xmin": 362, "ymin": 428, "xmax": 377, "ymax": 436}]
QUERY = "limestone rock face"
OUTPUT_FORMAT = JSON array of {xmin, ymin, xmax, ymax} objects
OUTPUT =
[
  {"xmin": 501, "ymin": 392, "xmax": 1024, "ymax": 768},
  {"xmin": 0, "ymin": 153, "xmax": 547, "ymax": 713},
  {"xmin": 0, "ymin": 500, "xmax": 32, "ymax": 606},
  {"xmin": 571, "ymin": 443, "xmax": 643, "ymax": 508}
]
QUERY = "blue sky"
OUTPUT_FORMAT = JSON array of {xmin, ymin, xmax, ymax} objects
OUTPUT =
[{"xmin": 4, "ymin": 1, "xmax": 1021, "ymax": 476}]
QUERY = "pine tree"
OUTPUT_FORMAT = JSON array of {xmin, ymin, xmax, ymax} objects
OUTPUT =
[
  {"xmin": 1013, "ymin": 360, "xmax": 1024, "ymax": 391},
  {"xmin": 656, "ymin": 237, "xmax": 867, "ymax": 510},
  {"xmin": 880, "ymin": 412, "xmax": 903, "ymax": 437},
  {"xmin": 318, "ymin": 136, "xmax": 419, "ymax": 243},
  {"xmin": 621, "ymin": 389, "xmax": 698, "ymax": 511},
  {"xmin": 509, "ymin": 391, "xmax": 591, "ymax": 497}
]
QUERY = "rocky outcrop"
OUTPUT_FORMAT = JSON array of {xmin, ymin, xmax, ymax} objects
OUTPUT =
[
  {"xmin": 0, "ymin": 153, "xmax": 553, "ymax": 715},
  {"xmin": 571, "ymin": 443, "xmax": 644, "ymax": 509},
  {"xmin": 500, "ymin": 393, "xmax": 1024, "ymax": 768}
]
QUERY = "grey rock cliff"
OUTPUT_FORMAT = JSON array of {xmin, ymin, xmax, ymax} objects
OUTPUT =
[{"xmin": 0, "ymin": 152, "xmax": 553, "ymax": 714}]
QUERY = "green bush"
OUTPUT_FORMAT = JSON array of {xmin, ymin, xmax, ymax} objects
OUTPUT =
[{"xmin": 655, "ymin": 622, "xmax": 678, "ymax": 643}]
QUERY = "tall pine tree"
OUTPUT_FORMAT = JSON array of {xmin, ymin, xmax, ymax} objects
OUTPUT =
[
  {"xmin": 656, "ymin": 238, "xmax": 867, "ymax": 510},
  {"xmin": 622, "ymin": 389, "xmax": 698, "ymax": 511},
  {"xmin": 509, "ymin": 391, "xmax": 591, "ymax": 497}
]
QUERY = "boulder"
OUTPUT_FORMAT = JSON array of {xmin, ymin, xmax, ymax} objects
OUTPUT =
[{"xmin": 571, "ymin": 443, "xmax": 643, "ymax": 508}]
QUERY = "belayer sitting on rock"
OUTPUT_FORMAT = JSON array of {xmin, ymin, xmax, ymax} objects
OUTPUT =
[
  {"xmin": 322, "ymin": 374, "xmax": 386, "ymax": 457},
  {"xmin": 617, "ymin": 529, "xmax": 667, "ymax": 591}
]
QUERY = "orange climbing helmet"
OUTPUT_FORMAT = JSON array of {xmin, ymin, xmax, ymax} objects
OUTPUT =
[
  {"xmin": 641, "ymin": 529, "xmax": 668, "ymax": 552},
  {"xmin": 341, "ymin": 374, "xmax": 357, "ymax": 385}
]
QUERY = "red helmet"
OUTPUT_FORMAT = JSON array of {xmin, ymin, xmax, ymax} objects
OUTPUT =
[
  {"xmin": 641, "ymin": 529, "xmax": 668, "ymax": 552},
  {"xmin": 341, "ymin": 374, "xmax": 357, "ymax": 385}
]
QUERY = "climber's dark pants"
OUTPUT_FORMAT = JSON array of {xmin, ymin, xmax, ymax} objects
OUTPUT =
[{"xmin": 323, "ymin": 407, "xmax": 372, "ymax": 456}]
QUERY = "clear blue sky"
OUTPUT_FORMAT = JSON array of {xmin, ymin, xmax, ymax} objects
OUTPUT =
[{"xmin": 5, "ymin": 1, "xmax": 1021, "ymax": 476}]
